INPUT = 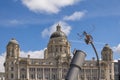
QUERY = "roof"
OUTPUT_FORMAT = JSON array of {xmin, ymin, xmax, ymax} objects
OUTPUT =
[
  {"xmin": 8, "ymin": 38, "xmax": 19, "ymax": 45},
  {"xmin": 50, "ymin": 24, "xmax": 67, "ymax": 39}
]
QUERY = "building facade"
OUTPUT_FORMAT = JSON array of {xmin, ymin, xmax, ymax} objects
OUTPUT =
[
  {"xmin": 4, "ymin": 25, "xmax": 71, "ymax": 80},
  {"xmin": 118, "ymin": 60, "xmax": 120, "ymax": 80},
  {"xmin": 79, "ymin": 44, "xmax": 114, "ymax": 80},
  {"xmin": 4, "ymin": 25, "xmax": 114, "ymax": 80},
  {"xmin": 114, "ymin": 61, "xmax": 119, "ymax": 80},
  {"xmin": 0, "ymin": 72, "xmax": 5, "ymax": 80}
]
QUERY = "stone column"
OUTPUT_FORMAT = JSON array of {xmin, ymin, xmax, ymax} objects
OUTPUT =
[
  {"xmin": 50, "ymin": 68, "xmax": 52, "ymax": 80},
  {"xmin": 43, "ymin": 68, "xmax": 45, "ymax": 80},
  {"xmin": 61, "ymin": 69, "xmax": 62, "ymax": 80},
  {"xmin": 58, "ymin": 67, "xmax": 62, "ymax": 80},
  {"xmin": 17, "ymin": 63, "xmax": 20, "ymax": 79},
  {"xmin": 26, "ymin": 66, "xmax": 29, "ymax": 80},
  {"xmin": 111, "ymin": 62, "xmax": 114, "ymax": 80},
  {"xmin": 35, "ymin": 68, "xmax": 37, "ymax": 80}
]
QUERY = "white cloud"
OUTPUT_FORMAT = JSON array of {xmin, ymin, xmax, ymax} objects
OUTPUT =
[
  {"xmin": 9, "ymin": 19, "xmax": 22, "ymax": 25},
  {"xmin": 0, "ymin": 53, "xmax": 6, "ymax": 72},
  {"xmin": 63, "ymin": 11, "xmax": 86, "ymax": 21},
  {"xmin": 0, "ymin": 49, "xmax": 44, "ymax": 72},
  {"xmin": 41, "ymin": 21, "xmax": 72, "ymax": 38},
  {"xmin": 114, "ymin": 59, "xmax": 118, "ymax": 62},
  {"xmin": 21, "ymin": 0, "xmax": 81, "ymax": 14},
  {"xmin": 113, "ymin": 44, "xmax": 120, "ymax": 53},
  {"xmin": 20, "ymin": 50, "xmax": 44, "ymax": 58},
  {"xmin": 0, "ymin": 19, "xmax": 24, "ymax": 27}
]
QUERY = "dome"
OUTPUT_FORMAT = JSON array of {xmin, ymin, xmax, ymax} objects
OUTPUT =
[
  {"xmin": 103, "ymin": 44, "xmax": 111, "ymax": 51},
  {"xmin": 50, "ymin": 24, "xmax": 67, "ymax": 39},
  {"xmin": 9, "ymin": 38, "xmax": 19, "ymax": 45}
]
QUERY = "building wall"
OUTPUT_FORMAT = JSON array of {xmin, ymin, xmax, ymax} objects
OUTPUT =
[
  {"xmin": 4, "ymin": 25, "xmax": 115, "ymax": 80},
  {"xmin": 118, "ymin": 60, "xmax": 120, "ymax": 80},
  {"xmin": 114, "ymin": 62, "xmax": 119, "ymax": 80},
  {"xmin": 0, "ymin": 72, "xmax": 5, "ymax": 80}
]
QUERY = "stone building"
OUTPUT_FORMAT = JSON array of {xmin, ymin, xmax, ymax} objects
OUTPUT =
[
  {"xmin": 4, "ymin": 25, "xmax": 71, "ymax": 80},
  {"xmin": 79, "ymin": 44, "xmax": 114, "ymax": 80},
  {"xmin": 114, "ymin": 61, "xmax": 119, "ymax": 80},
  {"xmin": 118, "ymin": 60, "xmax": 120, "ymax": 80},
  {"xmin": 4, "ymin": 25, "xmax": 114, "ymax": 80},
  {"xmin": 0, "ymin": 72, "xmax": 5, "ymax": 80}
]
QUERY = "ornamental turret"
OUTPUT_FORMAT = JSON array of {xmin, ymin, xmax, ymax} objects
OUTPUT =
[
  {"xmin": 101, "ymin": 44, "xmax": 113, "ymax": 61},
  {"xmin": 6, "ymin": 38, "xmax": 20, "ymax": 59}
]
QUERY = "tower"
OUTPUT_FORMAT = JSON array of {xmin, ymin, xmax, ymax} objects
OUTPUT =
[
  {"xmin": 101, "ymin": 44, "xmax": 113, "ymax": 61},
  {"xmin": 6, "ymin": 38, "xmax": 20, "ymax": 58},
  {"xmin": 44, "ymin": 25, "xmax": 71, "ymax": 80},
  {"xmin": 4, "ymin": 38, "xmax": 20, "ymax": 80},
  {"xmin": 101, "ymin": 44, "xmax": 114, "ymax": 80},
  {"xmin": 45, "ymin": 24, "xmax": 71, "ymax": 61}
]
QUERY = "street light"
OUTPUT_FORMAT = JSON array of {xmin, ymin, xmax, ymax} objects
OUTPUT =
[
  {"xmin": 65, "ymin": 31, "xmax": 100, "ymax": 80},
  {"xmin": 83, "ymin": 31, "xmax": 100, "ymax": 80}
]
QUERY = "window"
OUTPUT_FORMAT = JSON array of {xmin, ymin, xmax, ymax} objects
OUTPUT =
[
  {"xmin": 11, "ymin": 73, "xmax": 14, "ymax": 79},
  {"xmin": 37, "ymin": 74, "xmax": 42, "ymax": 79},
  {"xmin": 109, "ymin": 69, "xmax": 112, "ymax": 73},
  {"xmin": 11, "ymin": 67, "xmax": 14, "ymax": 71},
  {"xmin": 52, "ymin": 68, "xmax": 57, "ymax": 72},
  {"xmin": 21, "ymin": 74, "xmax": 26, "ymax": 79},
  {"xmin": 60, "ymin": 45, "xmax": 62, "ymax": 51},
  {"xmin": 110, "ymin": 75, "xmax": 112, "ymax": 79},
  {"xmin": 29, "ymin": 68, "xmax": 35, "ymax": 72},
  {"xmin": 37, "ymin": 68, "xmax": 43, "ymax": 72},
  {"xmin": 45, "ymin": 74, "xmax": 49, "ymax": 79},
  {"xmin": 56, "ymin": 48, "xmax": 58, "ymax": 52},
  {"xmin": 11, "ymin": 61, "xmax": 14, "ymax": 64},
  {"xmin": 44, "ymin": 68, "xmax": 50, "ymax": 72},
  {"xmin": 30, "ymin": 74, "xmax": 35, "ymax": 79},
  {"xmin": 31, "ymin": 60, "xmax": 34, "ymax": 64},
  {"xmin": 62, "ymin": 69, "xmax": 67, "ymax": 73},
  {"xmin": 52, "ymin": 74, "xmax": 56, "ymax": 80}
]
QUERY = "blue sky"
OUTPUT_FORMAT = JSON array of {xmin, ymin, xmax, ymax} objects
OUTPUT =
[{"xmin": 0, "ymin": 0, "xmax": 120, "ymax": 71}]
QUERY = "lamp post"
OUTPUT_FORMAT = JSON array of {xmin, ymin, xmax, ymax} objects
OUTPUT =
[{"xmin": 83, "ymin": 31, "xmax": 100, "ymax": 80}]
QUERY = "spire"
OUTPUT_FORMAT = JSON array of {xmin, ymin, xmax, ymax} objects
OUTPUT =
[{"xmin": 56, "ymin": 24, "xmax": 61, "ymax": 31}]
